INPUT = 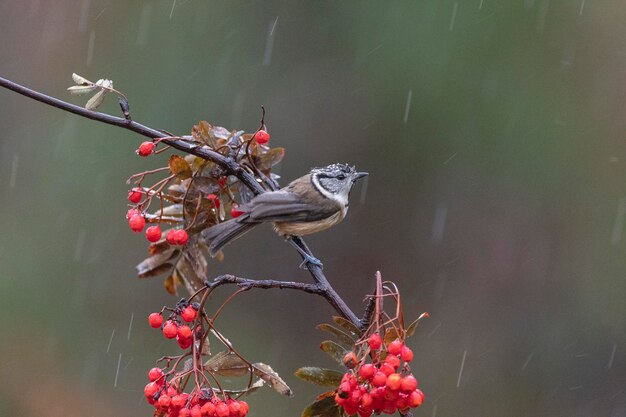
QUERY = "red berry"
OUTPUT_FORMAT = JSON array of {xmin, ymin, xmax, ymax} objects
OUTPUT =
[
  {"xmin": 138, "ymin": 141, "xmax": 155, "ymax": 157},
  {"xmin": 231, "ymin": 205, "xmax": 245, "ymax": 218},
  {"xmin": 146, "ymin": 226, "xmax": 162, "ymax": 242},
  {"xmin": 177, "ymin": 325, "xmax": 192, "ymax": 340},
  {"xmin": 400, "ymin": 346, "xmax": 414, "ymax": 362},
  {"xmin": 408, "ymin": 389, "xmax": 424, "ymax": 407},
  {"xmin": 215, "ymin": 402, "xmax": 229, "ymax": 417},
  {"xmin": 254, "ymin": 130, "xmax": 270, "ymax": 144},
  {"xmin": 218, "ymin": 177, "xmax": 227, "ymax": 187},
  {"xmin": 228, "ymin": 401, "xmax": 242, "ymax": 417},
  {"xmin": 400, "ymin": 375, "xmax": 418, "ymax": 393},
  {"xmin": 358, "ymin": 409, "xmax": 373, "ymax": 417},
  {"xmin": 177, "ymin": 336, "xmax": 192, "ymax": 349},
  {"xmin": 181, "ymin": 306, "xmax": 197, "ymax": 322},
  {"xmin": 149, "ymin": 313, "xmax": 163, "ymax": 328},
  {"xmin": 368, "ymin": 333, "xmax": 382, "ymax": 350},
  {"xmin": 128, "ymin": 213, "xmax": 146, "ymax": 233},
  {"xmin": 384, "ymin": 354, "xmax": 401, "ymax": 369},
  {"xmin": 167, "ymin": 229, "xmax": 189, "ymax": 246},
  {"xmin": 239, "ymin": 401, "xmax": 249, "ymax": 417},
  {"xmin": 126, "ymin": 208, "xmax": 140, "ymax": 219},
  {"xmin": 343, "ymin": 405, "xmax": 358, "ymax": 416},
  {"xmin": 148, "ymin": 367, "xmax": 164, "ymax": 382},
  {"xmin": 381, "ymin": 401, "xmax": 397, "ymax": 414},
  {"xmin": 371, "ymin": 371, "xmax": 387, "ymax": 387},
  {"xmin": 379, "ymin": 363, "xmax": 395, "ymax": 376},
  {"xmin": 358, "ymin": 363, "xmax": 376, "ymax": 380},
  {"xmin": 163, "ymin": 320, "xmax": 178, "ymax": 339},
  {"xmin": 343, "ymin": 351, "xmax": 358, "ymax": 369},
  {"xmin": 179, "ymin": 409, "xmax": 191, "ymax": 417},
  {"xmin": 201, "ymin": 401, "xmax": 216, "ymax": 416},
  {"xmin": 171, "ymin": 395, "xmax": 186, "ymax": 408},
  {"xmin": 387, "ymin": 340, "xmax": 404, "ymax": 356},
  {"xmin": 386, "ymin": 373, "xmax": 402, "ymax": 391},
  {"xmin": 128, "ymin": 188, "xmax": 143, "ymax": 203},
  {"xmin": 158, "ymin": 394, "xmax": 171, "ymax": 408},
  {"xmin": 144, "ymin": 382, "xmax": 159, "ymax": 398},
  {"xmin": 207, "ymin": 194, "xmax": 220, "ymax": 208},
  {"xmin": 190, "ymin": 405, "xmax": 202, "ymax": 417}
]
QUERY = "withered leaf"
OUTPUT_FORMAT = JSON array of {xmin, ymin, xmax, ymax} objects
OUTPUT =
[
  {"xmin": 67, "ymin": 85, "xmax": 97, "ymax": 95},
  {"xmin": 214, "ymin": 379, "xmax": 265, "ymax": 396},
  {"xmin": 331, "ymin": 316, "xmax": 363, "ymax": 338},
  {"xmin": 136, "ymin": 247, "xmax": 177, "ymax": 277},
  {"xmin": 301, "ymin": 396, "xmax": 341, "ymax": 417},
  {"xmin": 138, "ymin": 263, "xmax": 173, "ymax": 279},
  {"xmin": 164, "ymin": 273, "xmax": 177, "ymax": 295},
  {"xmin": 319, "ymin": 340, "xmax": 348, "ymax": 365},
  {"xmin": 85, "ymin": 88, "xmax": 108, "ymax": 110},
  {"xmin": 252, "ymin": 363, "xmax": 293, "ymax": 397},
  {"xmin": 72, "ymin": 73, "xmax": 91, "ymax": 85},
  {"xmin": 176, "ymin": 253, "xmax": 206, "ymax": 295},
  {"xmin": 406, "ymin": 312, "xmax": 429, "ymax": 338},
  {"xmin": 169, "ymin": 155, "xmax": 193, "ymax": 180},
  {"xmin": 294, "ymin": 367, "xmax": 343, "ymax": 387},
  {"xmin": 257, "ymin": 147, "xmax": 285, "ymax": 171},
  {"xmin": 384, "ymin": 328, "xmax": 401, "ymax": 345},
  {"xmin": 204, "ymin": 351, "xmax": 250, "ymax": 377},
  {"xmin": 315, "ymin": 324, "xmax": 356, "ymax": 349}
]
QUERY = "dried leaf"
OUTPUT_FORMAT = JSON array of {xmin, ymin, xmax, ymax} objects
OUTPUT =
[
  {"xmin": 301, "ymin": 396, "xmax": 341, "ymax": 417},
  {"xmin": 138, "ymin": 262, "xmax": 173, "ymax": 279},
  {"xmin": 384, "ymin": 328, "xmax": 401, "ymax": 345},
  {"xmin": 257, "ymin": 147, "xmax": 285, "ymax": 171},
  {"xmin": 252, "ymin": 363, "xmax": 293, "ymax": 397},
  {"xmin": 67, "ymin": 85, "xmax": 97, "ymax": 95},
  {"xmin": 205, "ymin": 351, "xmax": 250, "ymax": 377},
  {"xmin": 164, "ymin": 274, "xmax": 177, "ymax": 295},
  {"xmin": 176, "ymin": 253, "xmax": 206, "ymax": 295},
  {"xmin": 319, "ymin": 340, "xmax": 348, "ymax": 365},
  {"xmin": 315, "ymin": 324, "xmax": 356, "ymax": 349},
  {"xmin": 169, "ymin": 155, "xmax": 193, "ymax": 180},
  {"xmin": 72, "ymin": 73, "xmax": 91, "ymax": 85},
  {"xmin": 136, "ymin": 247, "xmax": 177, "ymax": 277},
  {"xmin": 331, "ymin": 316, "xmax": 363, "ymax": 338},
  {"xmin": 294, "ymin": 367, "xmax": 343, "ymax": 387},
  {"xmin": 406, "ymin": 312, "xmax": 429, "ymax": 338},
  {"xmin": 214, "ymin": 379, "xmax": 265, "ymax": 396},
  {"xmin": 85, "ymin": 88, "xmax": 108, "ymax": 110}
]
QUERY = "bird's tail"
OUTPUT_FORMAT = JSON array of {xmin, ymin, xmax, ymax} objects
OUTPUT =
[{"xmin": 202, "ymin": 216, "xmax": 258, "ymax": 257}]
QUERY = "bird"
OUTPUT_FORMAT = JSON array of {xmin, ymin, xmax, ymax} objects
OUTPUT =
[{"xmin": 202, "ymin": 163, "xmax": 368, "ymax": 268}]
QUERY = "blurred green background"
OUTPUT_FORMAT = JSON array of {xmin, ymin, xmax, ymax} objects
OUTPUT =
[{"xmin": 1, "ymin": 1, "xmax": 625, "ymax": 416}]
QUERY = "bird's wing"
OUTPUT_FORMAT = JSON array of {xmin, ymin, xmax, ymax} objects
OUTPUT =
[{"xmin": 242, "ymin": 190, "xmax": 338, "ymax": 223}]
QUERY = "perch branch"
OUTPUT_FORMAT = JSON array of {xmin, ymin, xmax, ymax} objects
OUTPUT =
[{"xmin": 0, "ymin": 75, "xmax": 364, "ymax": 329}]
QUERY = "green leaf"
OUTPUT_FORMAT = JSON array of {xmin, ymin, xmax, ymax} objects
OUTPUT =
[
  {"xmin": 169, "ymin": 155, "xmax": 193, "ymax": 180},
  {"xmin": 294, "ymin": 367, "xmax": 343, "ymax": 387},
  {"xmin": 331, "ymin": 316, "xmax": 363, "ymax": 338},
  {"xmin": 316, "ymin": 324, "xmax": 356, "ymax": 349},
  {"xmin": 301, "ymin": 395, "xmax": 341, "ymax": 417},
  {"xmin": 319, "ymin": 340, "xmax": 348, "ymax": 365}
]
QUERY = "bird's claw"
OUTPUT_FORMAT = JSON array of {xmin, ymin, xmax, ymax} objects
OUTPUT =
[{"xmin": 299, "ymin": 255, "xmax": 323, "ymax": 270}]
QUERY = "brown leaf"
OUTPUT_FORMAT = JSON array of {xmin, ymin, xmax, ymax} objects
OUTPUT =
[
  {"xmin": 319, "ymin": 340, "xmax": 348, "ymax": 365},
  {"xmin": 169, "ymin": 155, "xmax": 193, "ymax": 180},
  {"xmin": 256, "ymin": 147, "xmax": 285, "ymax": 171},
  {"xmin": 406, "ymin": 312, "xmax": 429, "ymax": 338},
  {"xmin": 384, "ymin": 328, "xmax": 401, "ymax": 345},
  {"xmin": 204, "ymin": 351, "xmax": 250, "ymax": 377},
  {"xmin": 315, "ymin": 324, "xmax": 356, "ymax": 349},
  {"xmin": 301, "ymin": 396, "xmax": 341, "ymax": 417},
  {"xmin": 136, "ymin": 248, "xmax": 177, "ymax": 277},
  {"xmin": 331, "ymin": 316, "xmax": 363, "ymax": 338},
  {"xmin": 252, "ymin": 363, "xmax": 293, "ymax": 397},
  {"xmin": 164, "ymin": 274, "xmax": 177, "ymax": 295},
  {"xmin": 294, "ymin": 367, "xmax": 343, "ymax": 387}
]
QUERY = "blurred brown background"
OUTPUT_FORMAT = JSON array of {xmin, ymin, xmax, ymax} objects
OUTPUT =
[{"xmin": 1, "ymin": 1, "xmax": 625, "ymax": 416}]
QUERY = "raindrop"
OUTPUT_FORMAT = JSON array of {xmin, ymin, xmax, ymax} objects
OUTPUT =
[
  {"xmin": 114, "ymin": 352, "xmax": 122, "ymax": 388},
  {"xmin": 359, "ymin": 176, "xmax": 369, "ymax": 205},
  {"xmin": 610, "ymin": 197, "xmax": 626, "ymax": 245},
  {"xmin": 449, "ymin": 3, "xmax": 458, "ymax": 31},
  {"xmin": 9, "ymin": 154, "xmax": 19, "ymax": 188},
  {"xmin": 137, "ymin": 3, "xmax": 153, "ymax": 47},
  {"xmin": 127, "ymin": 312, "xmax": 134, "ymax": 341},
  {"xmin": 263, "ymin": 18, "xmax": 277, "ymax": 66},
  {"xmin": 579, "ymin": 0, "xmax": 585, "ymax": 16},
  {"xmin": 78, "ymin": 0, "xmax": 92, "ymax": 32},
  {"xmin": 86, "ymin": 30, "xmax": 96, "ymax": 67},
  {"xmin": 521, "ymin": 351, "xmax": 534, "ymax": 370},
  {"xmin": 403, "ymin": 90, "xmax": 412, "ymax": 124},
  {"xmin": 456, "ymin": 350, "xmax": 467, "ymax": 388},
  {"xmin": 106, "ymin": 328, "xmax": 116, "ymax": 353},
  {"xmin": 74, "ymin": 228, "xmax": 87, "ymax": 263},
  {"xmin": 169, "ymin": 0, "xmax": 177, "ymax": 20},
  {"xmin": 607, "ymin": 344, "xmax": 617, "ymax": 369},
  {"xmin": 432, "ymin": 203, "xmax": 448, "ymax": 245}
]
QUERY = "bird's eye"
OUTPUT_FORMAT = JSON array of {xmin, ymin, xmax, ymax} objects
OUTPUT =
[{"xmin": 337, "ymin": 174, "xmax": 346, "ymax": 180}]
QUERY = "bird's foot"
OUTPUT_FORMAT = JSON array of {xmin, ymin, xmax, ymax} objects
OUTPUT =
[{"xmin": 299, "ymin": 254, "xmax": 323, "ymax": 270}]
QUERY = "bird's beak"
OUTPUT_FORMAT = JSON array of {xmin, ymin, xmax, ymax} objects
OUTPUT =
[{"xmin": 352, "ymin": 172, "xmax": 369, "ymax": 181}]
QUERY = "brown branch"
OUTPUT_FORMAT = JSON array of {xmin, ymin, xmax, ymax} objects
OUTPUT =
[{"xmin": 0, "ymin": 75, "xmax": 364, "ymax": 329}]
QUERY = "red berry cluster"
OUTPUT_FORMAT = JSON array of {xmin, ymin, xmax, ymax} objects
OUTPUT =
[
  {"xmin": 125, "ymin": 207, "xmax": 188, "ymax": 245},
  {"xmin": 148, "ymin": 303, "xmax": 199, "ymax": 349},
  {"xmin": 335, "ymin": 335, "xmax": 424, "ymax": 416},
  {"xmin": 144, "ymin": 375, "xmax": 249, "ymax": 417}
]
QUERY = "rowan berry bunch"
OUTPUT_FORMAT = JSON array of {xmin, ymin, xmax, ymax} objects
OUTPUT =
[
  {"xmin": 123, "ymin": 119, "xmax": 282, "ymax": 295},
  {"xmin": 335, "ymin": 336, "xmax": 424, "ymax": 416},
  {"xmin": 144, "ymin": 288, "xmax": 292, "ymax": 417}
]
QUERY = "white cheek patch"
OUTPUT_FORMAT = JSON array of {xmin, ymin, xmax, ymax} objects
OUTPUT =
[{"xmin": 312, "ymin": 175, "xmax": 348, "ymax": 206}]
